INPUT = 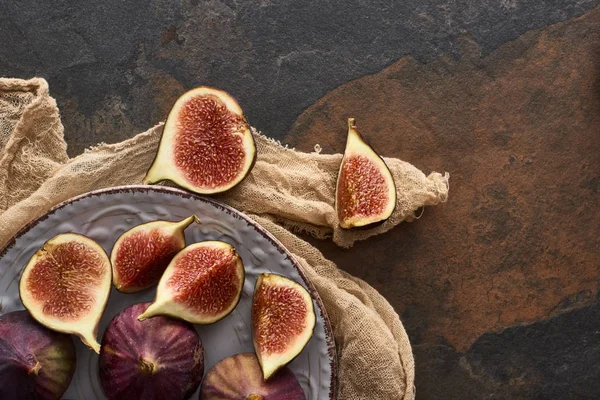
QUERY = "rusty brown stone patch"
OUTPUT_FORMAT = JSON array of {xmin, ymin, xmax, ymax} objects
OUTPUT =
[
  {"xmin": 161, "ymin": 26, "xmax": 185, "ymax": 46},
  {"xmin": 287, "ymin": 8, "xmax": 600, "ymax": 352}
]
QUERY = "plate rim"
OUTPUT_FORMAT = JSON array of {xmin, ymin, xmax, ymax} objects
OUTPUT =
[{"xmin": 0, "ymin": 184, "xmax": 338, "ymax": 400}]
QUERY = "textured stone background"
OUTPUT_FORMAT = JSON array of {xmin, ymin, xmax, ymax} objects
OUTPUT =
[{"xmin": 1, "ymin": 1, "xmax": 599, "ymax": 398}]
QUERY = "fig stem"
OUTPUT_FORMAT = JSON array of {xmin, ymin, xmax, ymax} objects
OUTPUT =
[
  {"xmin": 174, "ymin": 215, "xmax": 200, "ymax": 230},
  {"xmin": 348, "ymin": 118, "xmax": 356, "ymax": 129},
  {"xmin": 28, "ymin": 361, "xmax": 42, "ymax": 375},
  {"xmin": 80, "ymin": 332, "xmax": 101, "ymax": 354},
  {"xmin": 138, "ymin": 301, "xmax": 161, "ymax": 321}
]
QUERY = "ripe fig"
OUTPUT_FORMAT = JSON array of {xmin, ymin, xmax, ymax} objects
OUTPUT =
[
  {"xmin": 138, "ymin": 241, "xmax": 245, "ymax": 324},
  {"xmin": 251, "ymin": 274, "xmax": 316, "ymax": 380},
  {"xmin": 0, "ymin": 310, "xmax": 76, "ymax": 400},
  {"xmin": 335, "ymin": 118, "xmax": 397, "ymax": 229},
  {"xmin": 111, "ymin": 215, "xmax": 200, "ymax": 293},
  {"xmin": 143, "ymin": 86, "xmax": 257, "ymax": 194},
  {"xmin": 19, "ymin": 233, "xmax": 112, "ymax": 353},
  {"xmin": 99, "ymin": 302, "xmax": 204, "ymax": 400},
  {"xmin": 199, "ymin": 353, "xmax": 305, "ymax": 400}
]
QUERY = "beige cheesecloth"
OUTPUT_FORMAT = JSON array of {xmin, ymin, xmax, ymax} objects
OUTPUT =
[{"xmin": 0, "ymin": 77, "xmax": 449, "ymax": 399}]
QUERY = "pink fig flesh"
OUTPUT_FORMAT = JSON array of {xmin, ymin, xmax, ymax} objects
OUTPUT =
[
  {"xmin": 99, "ymin": 302, "xmax": 204, "ymax": 400},
  {"xmin": 337, "ymin": 155, "xmax": 389, "ymax": 220},
  {"xmin": 199, "ymin": 353, "xmax": 305, "ymax": 400},
  {"xmin": 174, "ymin": 96, "xmax": 247, "ymax": 189},
  {"xmin": 0, "ymin": 310, "xmax": 76, "ymax": 400}
]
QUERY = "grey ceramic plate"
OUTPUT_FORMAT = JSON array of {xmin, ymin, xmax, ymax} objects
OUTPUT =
[{"xmin": 0, "ymin": 185, "xmax": 337, "ymax": 400}]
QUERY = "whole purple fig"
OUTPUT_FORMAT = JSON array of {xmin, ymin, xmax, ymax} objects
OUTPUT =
[
  {"xmin": 0, "ymin": 310, "xmax": 76, "ymax": 400},
  {"xmin": 200, "ymin": 353, "xmax": 306, "ymax": 399},
  {"xmin": 99, "ymin": 302, "xmax": 204, "ymax": 400}
]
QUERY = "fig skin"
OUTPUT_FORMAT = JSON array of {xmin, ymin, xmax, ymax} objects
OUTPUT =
[
  {"xmin": 19, "ymin": 233, "xmax": 112, "ymax": 353},
  {"xmin": 99, "ymin": 302, "xmax": 204, "ymax": 400},
  {"xmin": 251, "ymin": 274, "xmax": 316, "ymax": 380},
  {"xmin": 335, "ymin": 118, "xmax": 397, "ymax": 229},
  {"xmin": 199, "ymin": 353, "xmax": 306, "ymax": 400},
  {"xmin": 0, "ymin": 310, "xmax": 76, "ymax": 400},
  {"xmin": 143, "ymin": 86, "xmax": 257, "ymax": 195},
  {"xmin": 111, "ymin": 215, "xmax": 200, "ymax": 293},
  {"xmin": 138, "ymin": 241, "xmax": 245, "ymax": 325}
]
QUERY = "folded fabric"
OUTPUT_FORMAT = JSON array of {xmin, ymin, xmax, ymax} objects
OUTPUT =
[{"xmin": 0, "ymin": 77, "xmax": 449, "ymax": 399}]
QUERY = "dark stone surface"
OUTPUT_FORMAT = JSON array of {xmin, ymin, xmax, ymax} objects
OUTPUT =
[
  {"xmin": 288, "ymin": 7, "xmax": 600, "ymax": 399},
  {"xmin": 2, "ymin": 1, "xmax": 600, "ymax": 399},
  {"xmin": 414, "ymin": 292, "xmax": 600, "ymax": 399},
  {"xmin": 0, "ymin": 0, "xmax": 598, "ymax": 156}
]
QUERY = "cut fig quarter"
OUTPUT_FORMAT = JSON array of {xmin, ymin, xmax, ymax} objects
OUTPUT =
[
  {"xmin": 251, "ymin": 273, "xmax": 316, "ymax": 380},
  {"xmin": 19, "ymin": 233, "xmax": 112, "ymax": 354},
  {"xmin": 111, "ymin": 215, "xmax": 200, "ymax": 293},
  {"xmin": 335, "ymin": 118, "xmax": 397, "ymax": 229},
  {"xmin": 143, "ymin": 86, "xmax": 257, "ymax": 194},
  {"xmin": 138, "ymin": 240, "xmax": 245, "ymax": 325}
]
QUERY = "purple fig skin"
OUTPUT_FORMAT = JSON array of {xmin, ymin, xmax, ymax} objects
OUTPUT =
[
  {"xmin": 0, "ymin": 310, "xmax": 76, "ymax": 400},
  {"xmin": 99, "ymin": 302, "xmax": 204, "ymax": 400},
  {"xmin": 199, "ymin": 353, "xmax": 306, "ymax": 400}
]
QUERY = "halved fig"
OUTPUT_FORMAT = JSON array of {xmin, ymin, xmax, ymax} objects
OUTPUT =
[
  {"xmin": 19, "ymin": 233, "xmax": 112, "ymax": 353},
  {"xmin": 99, "ymin": 302, "xmax": 204, "ymax": 400},
  {"xmin": 143, "ymin": 86, "xmax": 257, "ymax": 194},
  {"xmin": 251, "ymin": 274, "xmax": 316, "ymax": 380},
  {"xmin": 335, "ymin": 118, "xmax": 397, "ymax": 229},
  {"xmin": 111, "ymin": 215, "xmax": 200, "ymax": 293},
  {"xmin": 199, "ymin": 353, "xmax": 306, "ymax": 400},
  {"xmin": 0, "ymin": 310, "xmax": 76, "ymax": 400},
  {"xmin": 138, "ymin": 241, "xmax": 245, "ymax": 324}
]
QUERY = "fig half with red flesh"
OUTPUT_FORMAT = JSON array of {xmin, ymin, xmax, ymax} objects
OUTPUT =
[
  {"xmin": 143, "ymin": 86, "xmax": 257, "ymax": 194},
  {"xmin": 335, "ymin": 118, "xmax": 397, "ymax": 229},
  {"xmin": 251, "ymin": 274, "xmax": 316, "ymax": 380},
  {"xmin": 0, "ymin": 310, "xmax": 76, "ymax": 400},
  {"xmin": 199, "ymin": 353, "xmax": 306, "ymax": 400},
  {"xmin": 19, "ymin": 233, "xmax": 112, "ymax": 353},
  {"xmin": 99, "ymin": 302, "xmax": 204, "ymax": 400},
  {"xmin": 111, "ymin": 215, "xmax": 200, "ymax": 293},
  {"xmin": 138, "ymin": 241, "xmax": 245, "ymax": 324}
]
